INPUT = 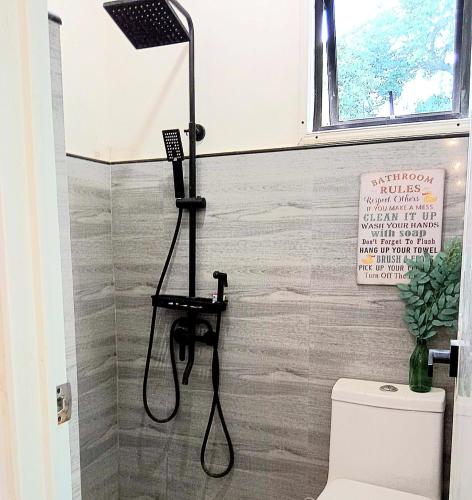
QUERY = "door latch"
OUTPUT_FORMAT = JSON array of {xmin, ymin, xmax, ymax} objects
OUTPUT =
[
  {"xmin": 428, "ymin": 340, "xmax": 459, "ymax": 378},
  {"xmin": 56, "ymin": 382, "xmax": 72, "ymax": 425}
]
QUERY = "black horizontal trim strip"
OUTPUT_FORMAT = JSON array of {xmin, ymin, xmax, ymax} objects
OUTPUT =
[
  {"xmin": 66, "ymin": 153, "xmax": 111, "ymax": 165},
  {"xmin": 111, "ymin": 156, "xmax": 167, "ymax": 164},
  {"xmin": 66, "ymin": 131, "xmax": 468, "ymax": 166},
  {"xmin": 48, "ymin": 12, "xmax": 62, "ymax": 25}
]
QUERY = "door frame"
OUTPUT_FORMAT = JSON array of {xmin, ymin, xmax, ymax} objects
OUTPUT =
[
  {"xmin": 449, "ymin": 103, "xmax": 472, "ymax": 500},
  {"xmin": 0, "ymin": 1, "xmax": 72, "ymax": 498},
  {"xmin": 448, "ymin": 33, "xmax": 472, "ymax": 500}
]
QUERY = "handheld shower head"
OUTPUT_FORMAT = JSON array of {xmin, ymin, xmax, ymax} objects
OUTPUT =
[
  {"xmin": 103, "ymin": 0, "xmax": 190, "ymax": 49},
  {"xmin": 162, "ymin": 129, "xmax": 184, "ymax": 161},
  {"xmin": 162, "ymin": 129, "xmax": 185, "ymax": 199}
]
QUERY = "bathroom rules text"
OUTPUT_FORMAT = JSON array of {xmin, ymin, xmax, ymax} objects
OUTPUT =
[{"xmin": 357, "ymin": 169, "xmax": 445, "ymax": 285}]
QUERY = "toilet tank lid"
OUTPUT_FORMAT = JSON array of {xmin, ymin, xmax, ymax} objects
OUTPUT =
[{"xmin": 332, "ymin": 379, "xmax": 446, "ymax": 413}]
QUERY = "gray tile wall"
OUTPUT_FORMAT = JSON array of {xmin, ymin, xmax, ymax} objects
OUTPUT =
[
  {"xmin": 68, "ymin": 157, "xmax": 119, "ymax": 500},
  {"xmin": 49, "ymin": 19, "xmax": 82, "ymax": 500},
  {"xmin": 111, "ymin": 138, "xmax": 467, "ymax": 499}
]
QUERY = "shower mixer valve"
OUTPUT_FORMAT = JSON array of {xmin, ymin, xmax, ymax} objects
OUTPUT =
[
  {"xmin": 168, "ymin": 271, "xmax": 228, "ymax": 385},
  {"xmin": 173, "ymin": 316, "xmax": 215, "ymax": 385}
]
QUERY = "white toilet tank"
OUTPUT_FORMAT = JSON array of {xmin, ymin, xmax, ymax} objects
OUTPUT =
[{"xmin": 328, "ymin": 379, "xmax": 446, "ymax": 500}]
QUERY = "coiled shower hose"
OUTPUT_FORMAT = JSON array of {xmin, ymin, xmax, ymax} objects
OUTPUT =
[{"xmin": 142, "ymin": 208, "xmax": 234, "ymax": 477}]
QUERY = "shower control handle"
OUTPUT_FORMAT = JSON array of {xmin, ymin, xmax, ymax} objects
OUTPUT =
[
  {"xmin": 179, "ymin": 342, "xmax": 186, "ymax": 362},
  {"xmin": 182, "ymin": 343, "xmax": 194, "ymax": 386},
  {"xmin": 213, "ymin": 272, "xmax": 228, "ymax": 303}
]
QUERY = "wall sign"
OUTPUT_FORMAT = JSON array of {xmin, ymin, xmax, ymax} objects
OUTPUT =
[{"xmin": 357, "ymin": 169, "xmax": 445, "ymax": 285}]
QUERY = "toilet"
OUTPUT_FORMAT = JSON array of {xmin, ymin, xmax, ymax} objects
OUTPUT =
[{"xmin": 318, "ymin": 378, "xmax": 446, "ymax": 500}]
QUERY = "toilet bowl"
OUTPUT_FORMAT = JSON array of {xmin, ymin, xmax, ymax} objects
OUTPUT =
[
  {"xmin": 318, "ymin": 479, "xmax": 432, "ymax": 500},
  {"xmin": 318, "ymin": 379, "xmax": 446, "ymax": 500}
]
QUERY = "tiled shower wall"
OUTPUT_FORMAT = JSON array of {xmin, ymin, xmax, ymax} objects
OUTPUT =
[
  {"xmin": 107, "ymin": 138, "xmax": 466, "ymax": 500},
  {"xmin": 67, "ymin": 139, "xmax": 466, "ymax": 500},
  {"xmin": 68, "ymin": 157, "xmax": 119, "ymax": 499}
]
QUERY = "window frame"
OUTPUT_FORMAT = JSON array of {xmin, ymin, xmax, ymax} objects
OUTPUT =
[{"xmin": 313, "ymin": 0, "xmax": 472, "ymax": 132}]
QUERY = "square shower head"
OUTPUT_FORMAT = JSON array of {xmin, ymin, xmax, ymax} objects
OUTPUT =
[
  {"xmin": 162, "ymin": 129, "xmax": 184, "ymax": 161},
  {"xmin": 103, "ymin": 0, "xmax": 190, "ymax": 49}
]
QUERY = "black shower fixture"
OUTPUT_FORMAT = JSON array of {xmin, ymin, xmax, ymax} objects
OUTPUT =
[
  {"xmin": 103, "ymin": 0, "xmax": 190, "ymax": 49},
  {"xmin": 162, "ymin": 129, "xmax": 185, "ymax": 199},
  {"xmin": 104, "ymin": 0, "xmax": 234, "ymax": 479}
]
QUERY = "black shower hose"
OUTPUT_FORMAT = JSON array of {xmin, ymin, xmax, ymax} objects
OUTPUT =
[
  {"xmin": 142, "ymin": 208, "xmax": 234, "ymax": 477},
  {"xmin": 200, "ymin": 310, "xmax": 235, "ymax": 477},
  {"xmin": 143, "ymin": 208, "xmax": 183, "ymax": 424}
]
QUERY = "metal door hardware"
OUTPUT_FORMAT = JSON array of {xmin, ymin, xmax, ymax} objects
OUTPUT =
[
  {"xmin": 56, "ymin": 382, "xmax": 71, "ymax": 425},
  {"xmin": 428, "ymin": 340, "xmax": 459, "ymax": 378}
]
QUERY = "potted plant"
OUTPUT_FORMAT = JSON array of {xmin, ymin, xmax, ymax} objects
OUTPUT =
[{"xmin": 398, "ymin": 238, "xmax": 462, "ymax": 393}]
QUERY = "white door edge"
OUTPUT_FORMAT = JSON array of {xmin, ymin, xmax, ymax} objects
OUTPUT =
[{"xmin": 0, "ymin": 1, "xmax": 72, "ymax": 499}]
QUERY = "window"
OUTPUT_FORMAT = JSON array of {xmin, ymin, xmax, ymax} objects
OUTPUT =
[{"xmin": 313, "ymin": 0, "xmax": 471, "ymax": 130}]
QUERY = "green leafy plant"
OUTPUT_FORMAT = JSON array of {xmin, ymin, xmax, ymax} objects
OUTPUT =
[{"xmin": 398, "ymin": 238, "xmax": 462, "ymax": 339}]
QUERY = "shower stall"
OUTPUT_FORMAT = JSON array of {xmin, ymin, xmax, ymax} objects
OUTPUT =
[
  {"xmin": 37, "ymin": 1, "xmax": 472, "ymax": 499},
  {"xmin": 103, "ymin": 0, "xmax": 234, "ymax": 477}
]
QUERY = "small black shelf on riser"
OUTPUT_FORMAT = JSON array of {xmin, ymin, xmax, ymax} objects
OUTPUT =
[{"xmin": 152, "ymin": 294, "xmax": 227, "ymax": 313}]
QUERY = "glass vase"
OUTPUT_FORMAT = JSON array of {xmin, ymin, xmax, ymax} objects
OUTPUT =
[{"xmin": 409, "ymin": 338, "xmax": 432, "ymax": 393}]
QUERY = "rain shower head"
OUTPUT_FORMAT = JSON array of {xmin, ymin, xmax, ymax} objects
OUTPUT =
[{"xmin": 103, "ymin": 0, "xmax": 190, "ymax": 49}]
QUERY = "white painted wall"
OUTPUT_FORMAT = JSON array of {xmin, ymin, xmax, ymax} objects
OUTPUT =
[
  {"xmin": 48, "ymin": 0, "xmax": 309, "ymax": 162},
  {"xmin": 49, "ymin": 0, "xmax": 112, "ymax": 160},
  {"xmin": 1, "ymin": 1, "xmax": 72, "ymax": 498}
]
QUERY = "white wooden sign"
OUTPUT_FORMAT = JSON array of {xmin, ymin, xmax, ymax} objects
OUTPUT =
[{"xmin": 357, "ymin": 169, "xmax": 445, "ymax": 285}]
